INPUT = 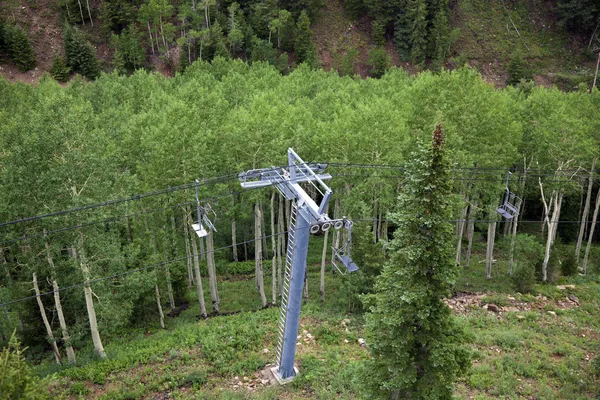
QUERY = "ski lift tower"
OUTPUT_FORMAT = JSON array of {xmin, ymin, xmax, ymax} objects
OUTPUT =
[{"xmin": 239, "ymin": 148, "xmax": 358, "ymax": 383}]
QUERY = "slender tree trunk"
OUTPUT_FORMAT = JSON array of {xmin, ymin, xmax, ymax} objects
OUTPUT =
[
  {"xmin": 159, "ymin": 15, "xmax": 167, "ymax": 47},
  {"xmin": 320, "ymin": 230, "xmax": 329, "ymax": 302},
  {"xmin": 465, "ymin": 200, "xmax": 476, "ymax": 268},
  {"xmin": 155, "ymin": 285, "xmax": 165, "ymax": 329},
  {"xmin": 593, "ymin": 50, "xmax": 600, "ymax": 91},
  {"xmin": 331, "ymin": 199, "xmax": 341, "ymax": 269},
  {"xmin": 147, "ymin": 22, "xmax": 155, "ymax": 55},
  {"xmin": 85, "ymin": 0, "xmax": 93, "ymax": 27},
  {"xmin": 189, "ymin": 226, "xmax": 208, "ymax": 318},
  {"xmin": 261, "ymin": 202, "xmax": 268, "ymax": 259},
  {"xmin": 255, "ymin": 203, "xmax": 268, "ymax": 307},
  {"xmin": 76, "ymin": 0, "xmax": 85, "ymax": 25},
  {"xmin": 33, "ymin": 273, "xmax": 61, "ymax": 364},
  {"xmin": 199, "ymin": 233, "xmax": 206, "ymax": 262},
  {"xmin": 270, "ymin": 193, "xmax": 277, "ymax": 305},
  {"xmin": 455, "ymin": 195, "xmax": 468, "ymax": 265},
  {"xmin": 508, "ymin": 167, "xmax": 527, "ymax": 275},
  {"xmin": 576, "ymin": 158, "xmax": 597, "ymax": 262},
  {"xmin": 45, "ymin": 239, "xmax": 75, "ymax": 363},
  {"xmin": 74, "ymin": 237, "xmax": 106, "ymax": 359},
  {"xmin": 183, "ymin": 209, "xmax": 194, "ymax": 287},
  {"xmin": 373, "ymin": 198, "xmax": 378, "ymax": 243},
  {"xmin": 206, "ymin": 231, "xmax": 219, "ymax": 313},
  {"xmin": 485, "ymin": 214, "xmax": 496, "ymax": 279},
  {"xmin": 52, "ymin": 280, "xmax": 76, "ymax": 363},
  {"xmin": 542, "ymin": 192, "xmax": 563, "ymax": 282},
  {"xmin": 583, "ymin": 185, "xmax": 600, "ymax": 274},
  {"xmin": 231, "ymin": 217, "xmax": 238, "ymax": 262}
]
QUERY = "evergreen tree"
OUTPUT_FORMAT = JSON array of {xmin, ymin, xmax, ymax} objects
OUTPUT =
[
  {"xmin": 49, "ymin": 54, "xmax": 71, "ymax": 81},
  {"xmin": 339, "ymin": 47, "xmax": 359, "ymax": 76},
  {"xmin": 367, "ymin": 46, "xmax": 391, "ymax": 78},
  {"xmin": 64, "ymin": 24, "xmax": 100, "ymax": 80},
  {"xmin": 372, "ymin": 18, "xmax": 386, "ymax": 46},
  {"xmin": 428, "ymin": 3, "xmax": 452, "ymax": 72},
  {"xmin": 409, "ymin": 0, "xmax": 428, "ymax": 67},
  {"xmin": 101, "ymin": 0, "xmax": 138, "ymax": 34},
  {"xmin": 362, "ymin": 124, "xmax": 470, "ymax": 399},
  {"xmin": 110, "ymin": 25, "xmax": 145, "ymax": 72},
  {"xmin": 295, "ymin": 10, "xmax": 317, "ymax": 64},
  {"xmin": 4, "ymin": 25, "xmax": 36, "ymax": 72},
  {"xmin": 393, "ymin": 11, "xmax": 411, "ymax": 61},
  {"xmin": 507, "ymin": 51, "xmax": 532, "ymax": 86}
]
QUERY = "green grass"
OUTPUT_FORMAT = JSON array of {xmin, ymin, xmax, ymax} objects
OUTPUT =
[{"xmin": 31, "ymin": 235, "xmax": 600, "ymax": 399}]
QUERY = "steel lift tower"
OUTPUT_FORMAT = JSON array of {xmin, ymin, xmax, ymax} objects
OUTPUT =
[{"xmin": 239, "ymin": 148, "xmax": 358, "ymax": 383}]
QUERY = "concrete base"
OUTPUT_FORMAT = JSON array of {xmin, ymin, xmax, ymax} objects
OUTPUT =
[{"xmin": 260, "ymin": 364, "xmax": 299, "ymax": 385}]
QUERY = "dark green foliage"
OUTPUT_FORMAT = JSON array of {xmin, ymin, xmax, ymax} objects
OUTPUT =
[
  {"xmin": 3, "ymin": 24, "xmax": 36, "ymax": 72},
  {"xmin": 111, "ymin": 25, "xmax": 145, "ymax": 72},
  {"xmin": 507, "ymin": 51, "xmax": 533, "ymax": 86},
  {"xmin": 394, "ymin": 12, "xmax": 411, "ymax": 61},
  {"xmin": 0, "ymin": 331, "xmax": 47, "ymax": 400},
  {"xmin": 339, "ymin": 47, "xmax": 358, "ymax": 76},
  {"xmin": 511, "ymin": 235, "xmax": 542, "ymax": 294},
  {"xmin": 345, "ymin": 0, "xmax": 366, "ymax": 19},
  {"xmin": 0, "ymin": 21, "xmax": 6, "ymax": 53},
  {"xmin": 371, "ymin": 18, "xmax": 386, "ymax": 46},
  {"xmin": 560, "ymin": 248, "xmax": 578, "ymax": 277},
  {"xmin": 49, "ymin": 54, "xmax": 71, "ymax": 81},
  {"xmin": 64, "ymin": 24, "xmax": 100, "ymax": 79},
  {"xmin": 294, "ymin": 10, "xmax": 317, "ymax": 64},
  {"xmin": 250, "ymin": 35, "xmax": 276, "ymax": 64},
  {"xmin": 556, "ymin": 0, "xmax": 600, "ymax": 33},
  {"xmin": 276, "ymin": 51, "xmax": 289, "ymax": 73},
  {"xmin": 362, "ymin": 124, "xmax": 470, "ymax": 399},
  {"xmin": 367, "ymin": 46, "xmax": 391, "ymax": 78},
  {"xmin": 408, "ymin": 0, "xmax": 428, "ymax": 66},
  {"xmin": 101, "ymin": 0, "xmax": 138, "ymax": 34},
  {"xmin": 428, "ymin": 4, "xmax": 458, "ymax": 72}
]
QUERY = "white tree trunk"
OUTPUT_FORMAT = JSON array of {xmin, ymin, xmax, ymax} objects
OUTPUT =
[
  {"xmin": 576, "ymin": 157, "xmax": 597, "ymax": 263},
  {"xmin": 542, "ymin": 192, "xmax": 563, "ymax": 281},
  {"xmin": 184, "ymin": 211, "xmax": 194, "ymax": 287},
  {"xmin": 52, "ymin": 280, "xmax": 76, "ymax": 363},
  {"xmin": 231, "ymin": 217, "xmax": 238, "ymax": 262},
  {"xmin": 74, "ymin": 237, "xmax": 106, "ymax": 359},
  {"xmin": 189, "ymin": 224, "xmax": 207, "ymax": 318},
  {"xmin": 85, "ymin": 0, "xmax": 93, "ymax": 27},
  {"xmin": 155, "ymin": 284, "xmax": 165, "ymax": 329},
  {"xmin": 33, "ymin": 273, "xmax": 61, "ymax": 364},
  {"xmin": 206, "ymin": 231, "xmax": 219, "ymax": 313},
  {"xmin": 455, "ymin": 196, "xmax": 468, "ymax": 265},
  {"xmin": 76, "ymin": 0, "xmax": 85, "ymax": 25},
  {"xmin": 255, "ymin": 203, "xmax": 268, "ymax": 307},
  {"xmin": 582, "ymin": 185, "xmax": 600, "ymax": 274},
  {"xmin": 147, "ymin": 22, "xmax": 155, "ymax": 55},
  {"xmin": 485, "ymin": 217, "xmax": 496, "ymax": 280},
  {"xmin": 465, "ymin": 200, "xmax": 477, "ymax": 268}
]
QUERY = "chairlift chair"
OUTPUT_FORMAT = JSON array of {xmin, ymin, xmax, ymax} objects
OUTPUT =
[
  {"xmin": 330, "ymin": 218, "xmax": 359, "ymax": 274},
  {"xmin": 191, "ymin": 180, "xmax": 217, "ymax": 238},
  {"xmin": 496, "ymin": 172, "xmax": 521, "ymax": 220}
]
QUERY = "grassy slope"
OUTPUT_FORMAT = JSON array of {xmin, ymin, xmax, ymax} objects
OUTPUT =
[{"xmin": 33, "ymin": 235, "xmax": 600, "ymax": 399}]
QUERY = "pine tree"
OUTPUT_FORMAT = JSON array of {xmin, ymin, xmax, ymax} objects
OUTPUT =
[
  {"xmin": 64, "ymin": 24, "xmax": 100, "ymax": 80},
  {"xmin": 372, "ymin": 18, "xmax": 386, "ymax": 46},
  {"xmin": 5, "ymin": 25, "xmax": 36, "ymax": 72},
  {"xmin": 409, "ymin": 0, "xmax": 428, "ymax": 67},
  {"xmin": 393, "ymin": 12, "xmax": 411, "ymax": 61},
  {"xmin": 50, "ymin": 54, "xmax": 71, "ymax": 82},
  {"xmin": 362, "ymin": 123, "xmax": 470, "ymax": 399},
  {"xmin": 295, "ymin": 10, "xmax": 317, "ymax": 64},
  {"xmin": 367, "ymin": 46, "xmax": 391, "ymax": 78}
]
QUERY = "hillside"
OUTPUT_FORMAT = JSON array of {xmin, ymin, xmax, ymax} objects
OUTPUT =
[{"xmin": 0, "ymin": 0, "xmax": 597, "ymax": 88}]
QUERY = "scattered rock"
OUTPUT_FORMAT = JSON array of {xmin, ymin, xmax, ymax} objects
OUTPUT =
[
  {"xmin": 486, "ymin": 304, "xmax": 501, "ymax": 313},
  {"xmin": 516, "ymin": 315, "xmax": 525, "ymax": 320},
  {"xmin": 243, "ymin": 376, "xmax": 249, "ymax": 382},
  {"xmin": 567, "ymin": 294, "xmax": 580, "ymax": 305},
  {"xmin": 358, "ymin": 338, "xmax": 366, "ymax": 347},
  {"xmin": 297, "ymin": 335, "xmax": 301, "ymax": 340},
  {"xmin": 547, "ymin": 311, "xmax": 556, "ymax": 316},
  {"xmin": 302, "ymin": 330, "xmax": 308, "ymax": 335},
  {"xmin": 344, "ymin": 339, "xmax": 349, "ymax": 343},
  {"xmin": 261, "ymin": 379, "xmax": 269, "ymax": 385},
  {"xmin": 233, "ymin": 376, "xmax": 239, "ymax": 384},
  {"xmin": 557, "ymin": 285, "xmax": 576, "ymax": 290},
  {"xmin": 263, "ymin": 348, "xmax": 270, "ymax": 354}
]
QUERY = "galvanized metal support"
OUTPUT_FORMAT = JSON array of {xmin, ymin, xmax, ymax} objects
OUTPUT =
[{"xmin": 239, "ymin": 148, "xmax": 358, "ymax": 383}]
